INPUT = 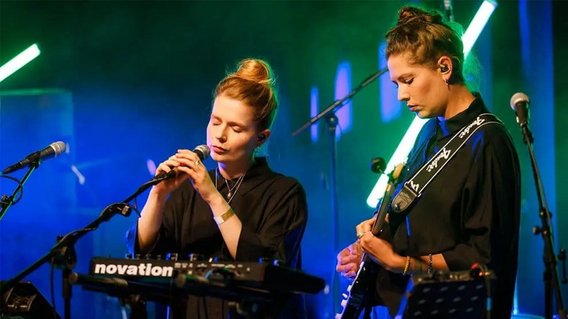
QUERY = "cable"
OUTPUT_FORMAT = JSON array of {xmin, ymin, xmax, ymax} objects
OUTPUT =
[{"xmin": 0, "ymin": 174, "xmax": 24, "ymax": 205}]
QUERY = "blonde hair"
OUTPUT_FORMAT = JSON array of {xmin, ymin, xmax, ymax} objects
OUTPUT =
[
  {"xmin": 386, "ymin": 6, "xmax": 465, "ymax": 84},
  {"xmin": 214, "ymin": 59, "xmax": 278, "ymax": 131}
]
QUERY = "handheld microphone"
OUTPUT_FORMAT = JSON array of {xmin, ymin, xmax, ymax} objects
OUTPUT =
[
  {"xmin": 152, "ymin": 144, "xmax": 210, "ymax": 182},
  {"xmin": 2, "ymin": 141, "xmax": 67, "ymax": 174},
  {"xmin": 510, "ymin": 92, "xmax": 530, "ymax": 127}
]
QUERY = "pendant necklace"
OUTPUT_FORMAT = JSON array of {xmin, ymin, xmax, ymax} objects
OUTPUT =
[{"xmin": 215, "ymin": 169, "xmax": 246, "ymax": 204}]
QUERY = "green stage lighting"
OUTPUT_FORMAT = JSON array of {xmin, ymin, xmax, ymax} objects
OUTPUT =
[{"xmin": 0, "ymin": 44, "xmax": 41, "ymax": 83}]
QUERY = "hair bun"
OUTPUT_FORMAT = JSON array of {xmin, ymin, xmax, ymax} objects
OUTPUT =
[
  {"xmin": 215, "ymin": 58, "xmax": 279, "ymax": 131},
  {"xmin": 234, "ymin": 59, "xmax": 274, "ymax": 85},
  {"xmin": 398, "ymin": 6, "xmax": 443, "ymax": 26}
]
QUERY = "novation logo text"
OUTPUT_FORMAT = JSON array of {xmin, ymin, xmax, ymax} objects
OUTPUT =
[{"xmin": 93, "ymin": 263, "xmax": 174, "ymax": 277}]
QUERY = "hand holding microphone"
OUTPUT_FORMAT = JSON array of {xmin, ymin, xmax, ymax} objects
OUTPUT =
[
  {"xmin": 151, "ymin": 144, "xmax": 221, "ymax": 202},
  {"xmin": 152, "ymin": 145, "xmax": 210, "ymax": 182}
]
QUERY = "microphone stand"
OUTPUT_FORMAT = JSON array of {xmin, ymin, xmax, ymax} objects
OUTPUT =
[
  {"xmin": 292, "ymin": 68, "xmax": 388, "ymax": 313},
  {"xmin": 0, "ymin": 176, "xmax": 161, "ymax": 319},
  {"xmin": 0, "ymin": 159, "xmax": 40, "ymax": 221},
  {"xmin": 518, "ymin": 122, "xmax": 566, "ymax": 319}
]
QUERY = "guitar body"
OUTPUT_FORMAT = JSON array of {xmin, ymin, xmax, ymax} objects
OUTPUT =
[
  {"xmin": 336, "ymin": 164, "xmax": 406, "ymax": 319},
  {"xmin": 336, "ymin": 255, "xmax": 381, "ymax": 319},
  {"xmin": 337, "ymin": 246, "xmax": 409, "ymax": 319}
]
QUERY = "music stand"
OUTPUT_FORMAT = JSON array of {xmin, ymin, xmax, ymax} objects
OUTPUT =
[{"xmin": 402, "ymin": 269, "xmax": 494, "ymax": 319}]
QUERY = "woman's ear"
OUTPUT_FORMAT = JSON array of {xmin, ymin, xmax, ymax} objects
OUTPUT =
[
  {"xmin": 257, "ymin": 129, "xmax": 271, "ymax": 146},
  {"xmin": 437, "ymin": 56, "xmax": 453, "ymax": 82}
]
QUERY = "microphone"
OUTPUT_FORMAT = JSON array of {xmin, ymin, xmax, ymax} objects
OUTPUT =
[
  {"xmin": 152, "ymin": 144, "xmax": 210, "ymax": 182},
  {"xmin": 2, "ymin": 141, "xmax": 67, "ymax": 174},
  {"xmin": 510, "ymin": 92, "xmax": 530, "ymax": 127},
  {"xmin": 369, "ymin": 157, "xmax": 386, "ymax": 174}
]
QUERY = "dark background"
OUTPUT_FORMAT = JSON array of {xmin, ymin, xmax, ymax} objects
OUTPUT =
[{"xmin": 0, "ymin": 1, "xmax": 566, "ymax": 318}]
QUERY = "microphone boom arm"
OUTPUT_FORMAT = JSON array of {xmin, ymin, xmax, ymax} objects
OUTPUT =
[
  {"xmin": 292, "ymin": 68, "xmax": 388, "ymax": 136},
  {"xmin": 0, "ymin": 172, "xmax": 162, "ymax": 319}
]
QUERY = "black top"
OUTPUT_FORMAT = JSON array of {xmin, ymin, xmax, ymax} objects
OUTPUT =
[
  {"xmin": 125, "ymin": 157, "xmax": 308, "ymax": 318},
  {"xmin": 378, "ymin": 95, "xmax": 521, "ymax": 318}
]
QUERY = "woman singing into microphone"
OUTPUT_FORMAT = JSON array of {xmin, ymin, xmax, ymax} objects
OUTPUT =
[{"xmin": 126, "ymin": 58, "xmax": 308, "ymax": 319}]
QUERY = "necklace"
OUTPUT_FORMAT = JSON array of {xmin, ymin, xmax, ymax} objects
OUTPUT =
[
  {"xmin": 215, "ymin": 169, "xmax": 246, "ymax": 204},
  {"xmin": 225, "ymin": 175, "xmax": 245, "ymax": 199}
]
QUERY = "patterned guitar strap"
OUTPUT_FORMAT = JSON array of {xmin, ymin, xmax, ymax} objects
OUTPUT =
[{"xmin": 391, "ymin": 113, "xmax": 503, "ymax": 213}]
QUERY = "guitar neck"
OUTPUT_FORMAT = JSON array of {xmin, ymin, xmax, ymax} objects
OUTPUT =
[{"xmin": 371, "ymin": 182, "xmax": 395, "ymax": 236}]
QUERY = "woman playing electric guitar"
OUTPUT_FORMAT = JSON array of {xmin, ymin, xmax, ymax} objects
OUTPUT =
[{"xmin": 336, "ymin": 5, "xmax": 520, "ymax": 319}]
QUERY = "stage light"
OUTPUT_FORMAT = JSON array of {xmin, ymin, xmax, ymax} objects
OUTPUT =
[
  {"xmin": 0, "ymin": 44, "xmax": 41, "ymax": 83},
  {"xmin": 463, "ymin": 0, "xmax": 498, "ymax": 57},
  {"xmin": 366, "ymin": 0, "xmax": 497, "ymax": 207},
  {"xmin": 310, "ymin": 87, "xmax": 319, "ymax": 143},
  {"xmin": 334, "ymin": 61, "xmax": 352, "ymax": 139}
]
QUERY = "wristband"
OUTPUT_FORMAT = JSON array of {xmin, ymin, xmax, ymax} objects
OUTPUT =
[{"xmin": 214, "ymin": 208, "xmax": 234, "ymax": 225}]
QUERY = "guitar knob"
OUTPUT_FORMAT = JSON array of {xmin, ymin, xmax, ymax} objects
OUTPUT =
[
  {"xmin": 347, "ymin": 284, "xmax": 352, "ymax": 292},
  {"xmin": 340, "ymin": 299, "xmax": 347, "ymax": 307},
  {"xmin": 342, "ymin": 293, "xmax": 348, "ymax": 299},
  {"xmin": 335, "ymin": 314, "xmax": 342, "ymax": 319}
]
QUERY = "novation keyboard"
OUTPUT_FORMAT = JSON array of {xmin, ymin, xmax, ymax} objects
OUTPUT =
[{"xmin": 88, "ymin": 256, "xmax": 325, "ymax": 295}]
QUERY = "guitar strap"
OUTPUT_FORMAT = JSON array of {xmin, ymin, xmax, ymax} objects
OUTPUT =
[{"xmin": 391, "ymin": 113, "xmax": 502, "ymax": 213}]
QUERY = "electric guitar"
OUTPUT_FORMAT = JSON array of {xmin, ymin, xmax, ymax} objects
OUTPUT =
[{"xmin": 336, "ymin": 163, "xmax": 405, "ymax": 319}]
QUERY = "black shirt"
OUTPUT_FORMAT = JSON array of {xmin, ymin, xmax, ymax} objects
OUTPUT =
[
  {"xmin": 126, "ymin": 157, "xmax": 308, "ymax": 318},
  {"xmin": 378, "ymin": 95, "xmax": 521, "ymax": 318}
]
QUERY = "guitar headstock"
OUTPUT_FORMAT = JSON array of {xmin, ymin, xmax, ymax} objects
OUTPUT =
[{"xmin": 391, "ymin": 162, "xmax": 406, "ymax": 182}]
